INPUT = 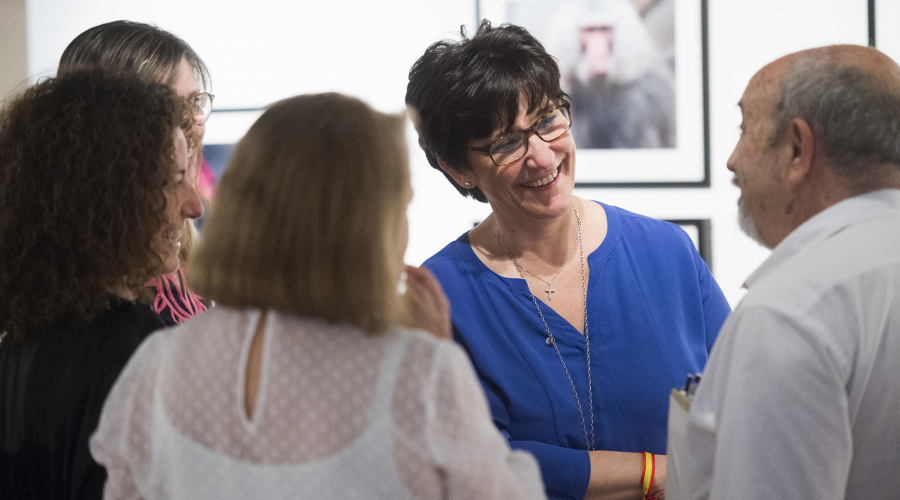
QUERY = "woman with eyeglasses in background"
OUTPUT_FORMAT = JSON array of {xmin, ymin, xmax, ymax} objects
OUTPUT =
[
  {"xmin": 0, "ymin": 68, "xmax": 201, "ymax": 500},
  {"xmin": 59, "ymin": 20, "xmax": 214, "ymax": 325},
  {"xmin": 406, "ymin": 21, "xmax": 731, "ymax": 500}
]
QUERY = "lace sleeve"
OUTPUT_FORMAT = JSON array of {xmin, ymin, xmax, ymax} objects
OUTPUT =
[
  {"xmin": 425, "ymin": 342, "xmax": 546, "ymax": 500},
  {"xmin": 90, "ymin": 332, "xmax": 166, "ymax": 500}
]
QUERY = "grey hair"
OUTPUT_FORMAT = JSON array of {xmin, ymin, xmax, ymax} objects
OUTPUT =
[{"xmin": 770, "ymin": 57, "xmax": 900, "ymax": 182}]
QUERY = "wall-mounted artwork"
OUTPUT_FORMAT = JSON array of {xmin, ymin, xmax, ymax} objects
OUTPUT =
[
  {"xmin": 479, "ymin": 0, "xmax": 709, "ymax": 187},
  {"xmin": 667, "ymin": 218, "xmax": 712, "ymax": 270}
]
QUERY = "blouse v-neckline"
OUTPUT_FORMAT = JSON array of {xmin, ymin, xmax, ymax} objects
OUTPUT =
[{"xmin": 459, "ymin": 200, "xmax": 620, "ymax": 340}]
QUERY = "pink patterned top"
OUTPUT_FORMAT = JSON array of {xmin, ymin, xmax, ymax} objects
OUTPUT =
[{"xmin": 146, "ymin": 267, "xmax": 207, "ymax": 325}]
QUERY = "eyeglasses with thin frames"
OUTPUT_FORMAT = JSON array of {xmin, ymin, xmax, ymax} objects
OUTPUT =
[
  {"xmin": 470, "ymin": 101, "xmax": 572, "ymax": 167},
  {"xmin": 191, "ymin": 92, "xmax": 215, "ymax": 120}
]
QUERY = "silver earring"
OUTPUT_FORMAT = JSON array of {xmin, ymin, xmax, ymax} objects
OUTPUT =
[{"xmin": 465, "ymin": 181, "xmax": 471, "ymax": 187}]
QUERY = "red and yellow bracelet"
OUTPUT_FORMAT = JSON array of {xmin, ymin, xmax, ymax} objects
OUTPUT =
[{"xmin": 640, "ymin": 451, "xmax": 655, "ymax": 499}]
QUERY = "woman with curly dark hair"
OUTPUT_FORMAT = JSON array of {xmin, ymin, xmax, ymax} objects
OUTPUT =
[{"xmin": 0, "ymin": 68, "xmax": 202, "ymax": 500}]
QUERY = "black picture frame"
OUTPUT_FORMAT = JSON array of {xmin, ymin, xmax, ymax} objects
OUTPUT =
[
  {"xmin": 666, "ymin": 218, "xmax": 712, "ymax": 271},
  {"xmin": 868, "ymin": 0, "xmax": 875, "ymax": 46},
  {"xmin": 479, "ymin": 0, "xmax": 710, "ymax": 188}
]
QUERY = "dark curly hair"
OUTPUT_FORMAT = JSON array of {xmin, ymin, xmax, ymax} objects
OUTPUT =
[
  {"xmin": 0, "ymin": 68, "xmax": 186, "ymax": 340},
  {"xmin": 406, "ymin": 20, "xmax": 566, "ymax": 202}
]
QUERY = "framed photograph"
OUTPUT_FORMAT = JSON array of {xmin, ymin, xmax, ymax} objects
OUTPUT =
[
  {"xmin": 666, "ymin": 218, "xmax": 712, "ymax": 270},
  {"xmin": 478, "ymin": 0, "xmax": 709, "ymax": 187}
]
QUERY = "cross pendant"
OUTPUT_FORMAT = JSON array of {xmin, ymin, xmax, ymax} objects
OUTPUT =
[{"xmin": 545, "ymin": 284, "xmax": 554, "ymax": 300}]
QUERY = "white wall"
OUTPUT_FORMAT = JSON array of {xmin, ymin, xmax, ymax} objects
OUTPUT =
[
  {"xmin": 0, "ymin": 0, "xmax": 28, "ymax": 103},
  {"xmin": 876, "ymin": 0, "xmax": 900, "ymax": 63},
  {"xmin": 11, "ymin": 0, "xmax": 875, "ymax": 306}
]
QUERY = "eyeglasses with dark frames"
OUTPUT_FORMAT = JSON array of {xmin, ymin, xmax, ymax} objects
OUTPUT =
[{"xmin": 469, "ymin": 101, "xmax": 572, "ymax": 167}]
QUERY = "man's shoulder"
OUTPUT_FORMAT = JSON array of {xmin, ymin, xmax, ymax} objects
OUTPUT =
[
  {"xmin": 754, "ymin": 215, "xmax": 900, "ymax": 302},
  {"xmin": 741, "ymin": 219, "xmax": 900, "ymax": 326}
]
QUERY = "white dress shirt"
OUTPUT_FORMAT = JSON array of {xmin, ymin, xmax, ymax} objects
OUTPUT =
[{"xmin": 669, "ymin": 189, "xmax": 900, "ymax": 500}]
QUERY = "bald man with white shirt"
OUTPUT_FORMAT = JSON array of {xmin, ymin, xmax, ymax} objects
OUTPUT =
[{"xmin": 669, "ymin": 45, "xmax": 900, "ymax": 500}]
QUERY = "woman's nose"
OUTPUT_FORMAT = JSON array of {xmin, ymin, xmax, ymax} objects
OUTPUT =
[
  {"xmin": 181, "ymin": 181, "xmax": 204, "ymax": 220},
  {"xmin": 524, "ymin": 133, "xmax": 556, "ymax": 167}
]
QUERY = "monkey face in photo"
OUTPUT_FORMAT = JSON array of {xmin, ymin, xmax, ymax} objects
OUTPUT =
[{"xmin": 579, "ymin": 23, "xmax": 615, "ymax": 79}]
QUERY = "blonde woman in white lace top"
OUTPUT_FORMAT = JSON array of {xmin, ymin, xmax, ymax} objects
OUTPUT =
[{"xmin": 89, "ymin": 93, "xmax": 545, "ymax": 499}]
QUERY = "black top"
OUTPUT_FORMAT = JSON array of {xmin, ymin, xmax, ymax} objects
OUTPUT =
[{"xmin": 0, "ymin": 300, "xmax": 165, "ymax": 500}]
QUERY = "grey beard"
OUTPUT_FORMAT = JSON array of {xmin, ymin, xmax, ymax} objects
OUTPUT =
[{"xmin": 738, "ymin": 196, "xmax": 767, "ymax": 247}]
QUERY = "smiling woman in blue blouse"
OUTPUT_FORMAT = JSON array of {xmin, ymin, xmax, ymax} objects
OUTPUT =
[{"xmin": 406, "ymin": 21, "xmax": 730, "ymax": 500}]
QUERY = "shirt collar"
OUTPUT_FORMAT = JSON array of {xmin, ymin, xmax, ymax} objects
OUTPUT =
[{"xmin": 743, "ymin": 189, "xmax": 900, "ymax": 289}]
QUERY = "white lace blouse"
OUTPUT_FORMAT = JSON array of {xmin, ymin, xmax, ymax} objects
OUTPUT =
[{"xmin": 90, "ymin": 307, "xmax": 544, "ymax": 499}]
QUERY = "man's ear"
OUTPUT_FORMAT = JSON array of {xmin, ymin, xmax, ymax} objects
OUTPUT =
[
  {"xmin": 785, "ymin": 117, "xmax": 815, "ymax": 185},
  {"xmin": 437, "ymin": 159, "xmax": 474, "ymax": 189}
]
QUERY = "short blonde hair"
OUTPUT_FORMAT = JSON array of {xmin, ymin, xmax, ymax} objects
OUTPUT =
[{"xmin": 189, "ymin": 93, "xmax": 409, "ymax": 333}]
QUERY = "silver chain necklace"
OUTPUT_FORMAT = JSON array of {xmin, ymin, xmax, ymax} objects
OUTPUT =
[
  {"xmin": 496, "ymin": 207, "xmax": 595, "ymax": 450},
  {"xmin": 511, "ymin": 235, "xmax": 578, "ymax": 301}
]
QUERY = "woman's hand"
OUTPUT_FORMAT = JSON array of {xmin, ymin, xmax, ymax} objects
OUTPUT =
[{"xmin": 402, "ymin": 265, "xmax": 452, "ymax": 340}]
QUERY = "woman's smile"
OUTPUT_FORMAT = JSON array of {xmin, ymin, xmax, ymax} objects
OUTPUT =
[{"xmin": 522, "ymin": 166, "xmax": 560, "ymax": 188}]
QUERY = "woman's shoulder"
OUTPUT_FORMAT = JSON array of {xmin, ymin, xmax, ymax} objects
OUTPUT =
[
  {"xmin": 599, "ymin": 201, "xmax": 683, "ymax": 230},
  {"xmin": 420, "ymin": 233, "xmax": 492, "ymax": 293},
  {"xmin": 388, "ymin": 328, "xmax": 479, "ymax": 415},
  {"xmin": 93, "ymin": 299, "xmax": 165, "ymax": 336},
  {"xmin": 391, "ymin": 327, "xmax": 469, "ymax": 369},
  {"xmin": 153, "ymin": 306, "xmax": 257, "ymax": 357},
  {"xmin": 25, "ymin": 300, "xmax": 166, "ymax": 370},
  {"xmin": 596, "ymin": 201, "xmax": 697, "ymax": 250},
  {"xmin": 422, "ymin": 232, "xmax": 472, "ymax": 269},
  {"xmin": 390, "ymin": 326, "xmax": 442, "ymax": 354}
]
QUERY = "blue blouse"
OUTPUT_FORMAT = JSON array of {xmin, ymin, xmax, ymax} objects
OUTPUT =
[{"xmin": 423, "ymin": 202, "xmax": 730, "ymax": 500}]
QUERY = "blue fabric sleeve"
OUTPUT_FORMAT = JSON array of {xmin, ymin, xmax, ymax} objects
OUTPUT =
[
  {"xmin": 475, "ymin": 373, "xmax": 590, "ymax": 500},
  {"xmin": 511, "ymin": 440, "xmax": 590, "ymax": 500},
  {"xmin": 694, "ymin": 245, "xmax": 730, "ymax": 352}
]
